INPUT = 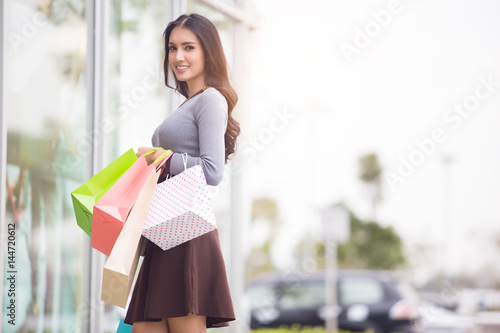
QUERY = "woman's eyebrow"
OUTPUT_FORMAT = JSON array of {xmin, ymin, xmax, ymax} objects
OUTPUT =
[{"xmin": 168, "ymin": 41, "xmax": 197, "ymax": 46}]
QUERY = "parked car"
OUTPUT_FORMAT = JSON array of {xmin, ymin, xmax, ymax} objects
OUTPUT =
[
  {"xmin": 246, "ymin": 269, "xmax": 421, "ymax": 333},
  {"xmin": 418, "ymin": 302, "xmax": 474, "ymax": 333}
]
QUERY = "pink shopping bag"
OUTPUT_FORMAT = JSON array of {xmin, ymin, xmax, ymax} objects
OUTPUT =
[
  {"xmin": 101, "ymin": 154, "xmax": 170, "ymax": 308},
  {"xmin": 91, "ymin": 149, "xmax": 172, "ymax": 256},
  {"xmin": 142, "ymin": 154, "xmax": 217, "ymax": 251}
]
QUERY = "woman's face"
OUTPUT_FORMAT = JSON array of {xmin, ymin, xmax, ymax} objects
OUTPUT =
[{"xmin": 168, "ymin": 26, "xmax": 206, "ymax": 89}]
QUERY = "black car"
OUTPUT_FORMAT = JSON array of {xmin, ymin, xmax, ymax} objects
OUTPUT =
[{"xmin": 246, "ymin": 270, "xmax": 421, "ymax": 333}]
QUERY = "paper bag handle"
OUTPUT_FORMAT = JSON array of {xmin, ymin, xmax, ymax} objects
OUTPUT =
[
  {"xmin": 141, "ymin": 147, "xmax": 173, "ymax": 170},
  {"xmin": 154, "ymin": 150, "xmax": 173, "ymax": 171},
  {"xmin": 181, "ymin": 152, "xmax": 188, "ymax": 170},
  {"xmin": 143, "ymin": 147, "xmax": 163, "ymax": 156}
]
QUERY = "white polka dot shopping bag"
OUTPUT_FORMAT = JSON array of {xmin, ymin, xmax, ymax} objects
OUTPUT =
[{"xmin": 142, "ymin": 154, "xmax": 217, "ymax": 250}]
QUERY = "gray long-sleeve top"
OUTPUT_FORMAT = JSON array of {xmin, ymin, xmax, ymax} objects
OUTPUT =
[{"xmin": 152, "ymin": 87, "xmax": 228, "ymax": 186}]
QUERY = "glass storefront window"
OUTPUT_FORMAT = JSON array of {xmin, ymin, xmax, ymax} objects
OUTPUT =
[
  {"xmin": 103, "ymin": 1, "xmax": 173, "ymax": 329},
  {"xmin": 3, "ymin": 0, "xmax": 88, "ymax": 332},
  {"xmin": 106, "ymin": 0, "xmax": 172, "ymax": 159},
  {"xmin": 2, "ymin": 1, "xmax": 244, "ymax": 331}
]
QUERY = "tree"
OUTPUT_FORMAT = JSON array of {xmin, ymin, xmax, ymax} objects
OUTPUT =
[
  {"xmin": 359, "ymin": 153, "xmax": 383, "ymax": 220},
  {"xmin": 295, "ymin": 208, "xmax": 406, "ymax": 271},
  {"xmin": 246, "ymin": 197, "xmax": 281, "ymax": 281},
  {"xmin": 336, "ymin": 211, "xmax": 406, "ymax": 270}
]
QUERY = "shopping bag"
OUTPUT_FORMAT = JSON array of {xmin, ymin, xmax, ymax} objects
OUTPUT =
[
  {"xmin": 91, "ymin": 150, "xmax": 173, "ymax": 256},
  {"xmin": 100, "ymin": 155, "xmax": 168, "ymax": 308},
  {"xmin": 71, "ymin": 149, "xmax": 138, "ymax": 236},
  {"xmin": 116, "ymin": 319, "xmax": 132, "ymax": 333},
  {"xmin": 142, "ymin": 154, "xmax": 217, "ymax": 251}
]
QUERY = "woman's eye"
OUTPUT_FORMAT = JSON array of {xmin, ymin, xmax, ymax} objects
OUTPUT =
[
  {"xmin": 169, "ymin": 46, "xmax": 177, "ymax": 51},
  {"xmin": 186, "ymin": 46, "xmax": 194, "ymax": 50}
]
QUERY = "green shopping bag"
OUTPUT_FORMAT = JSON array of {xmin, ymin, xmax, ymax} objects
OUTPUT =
[{"xmin": 71, "ymin": 149, "xmax": 138, "ymax": 236}]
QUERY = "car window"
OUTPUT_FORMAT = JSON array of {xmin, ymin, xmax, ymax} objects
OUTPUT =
[
  {"xmin": 339, "ymin": 277, "xmax": 384, "ymax": 305},
  {"xmin": 280, "ymin": 281, "xmax": 326, "ymax": 309},
  {"xmin": 248, "ymin": 283, "xmax": 279, "ymax": 309}
]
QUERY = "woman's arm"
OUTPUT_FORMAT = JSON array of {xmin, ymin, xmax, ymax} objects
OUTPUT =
[{"xmin": 168, "ymin": 89, "xmax": 228, "ymax": 186}]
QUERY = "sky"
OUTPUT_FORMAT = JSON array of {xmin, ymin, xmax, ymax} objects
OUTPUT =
[{"xmin": 243, "ymin": 0, "xmax": 500, "ymax": 284}]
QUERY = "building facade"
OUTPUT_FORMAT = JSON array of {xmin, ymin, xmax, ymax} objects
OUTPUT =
[{"xmin": 1, "ymin": 0, "xmax": 252, "ymax": 332}]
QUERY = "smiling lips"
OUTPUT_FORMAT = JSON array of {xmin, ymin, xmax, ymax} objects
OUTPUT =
[{"xmin": 175, "ymin": 65, "xmax": 189, "ymax": 73}]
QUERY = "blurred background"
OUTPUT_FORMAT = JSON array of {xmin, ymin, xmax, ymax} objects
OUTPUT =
[{"xmin": 1, "ymin": 0, "xmax": 500, "ymax": 332}]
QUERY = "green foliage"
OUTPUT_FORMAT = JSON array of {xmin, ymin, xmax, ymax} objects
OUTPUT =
[
  {"xmin": 337, "ymin": 212, "xmax": 405, "ymax": 270},
  {"xmin": 251, "ymin": 326, "xmax": 374, "ymax": 333},
  {"xmin": 251, "ymin": 326, "xmax": 326, "ymax": 333},
  {"xmin": 308, "ymin": 210, "xmax": 405, "ymax": 270},
  {"xmin": 358, "ymin": 153, "xmax": 383, "ymax": 218},
  {"xmin": 358, "ymin": 153, "xmax": 382, "ymax": 183}
]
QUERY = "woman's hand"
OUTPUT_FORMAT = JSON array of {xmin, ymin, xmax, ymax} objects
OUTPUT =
[{"xmin": 136, "ymin": 146, "xmax": 168, "ymax": 165}]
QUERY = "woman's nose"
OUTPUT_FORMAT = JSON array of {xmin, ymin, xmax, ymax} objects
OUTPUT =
[{"xmin": 175, "ymin": 50, "xmax": 184, "ymax": 61}]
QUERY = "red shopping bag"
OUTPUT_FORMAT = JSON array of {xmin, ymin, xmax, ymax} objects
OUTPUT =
[{"xmin": 91, "ymin": 149, "xmax": 172, "ymax": 256}]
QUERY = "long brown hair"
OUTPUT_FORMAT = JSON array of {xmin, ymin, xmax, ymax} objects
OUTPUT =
[{"xmin": 163, "ymin": 13, "xmax": 240, "ymax": 162}]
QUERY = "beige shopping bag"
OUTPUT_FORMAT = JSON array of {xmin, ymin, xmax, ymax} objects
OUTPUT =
[{"xmin": 100, "ymin": 156, "xmax": 167, "ymax": 308}]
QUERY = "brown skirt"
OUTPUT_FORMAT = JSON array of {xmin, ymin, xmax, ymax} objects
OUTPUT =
[{"xmin": 124, "ymin": 229, "xmax": 235, "ymax": 328}]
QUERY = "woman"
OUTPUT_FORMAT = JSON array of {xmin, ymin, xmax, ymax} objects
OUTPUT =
[{"xmin": 124, "ymin": 13, "xmax": 239, "ymax": 333}]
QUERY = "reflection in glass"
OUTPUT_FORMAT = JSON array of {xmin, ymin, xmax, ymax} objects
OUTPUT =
[
  {"xmin": 3, "ymin": 1, "xmax": 87, "ymax": 332},
  {"xmin": 3, "ymin": 1, "xmax": 239, "ymax": 331}
]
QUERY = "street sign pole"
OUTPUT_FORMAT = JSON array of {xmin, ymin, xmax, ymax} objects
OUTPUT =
[
  {"xmin": 325, "ymin": 234, "xmax": 338, "ymax": 332},
  {"xmin": 322, "ymin": 206, "xmax": 350, "ymax": 333}
]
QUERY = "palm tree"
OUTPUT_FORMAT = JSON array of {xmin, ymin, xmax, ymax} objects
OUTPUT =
[{"xmin": 358, "ymin": 153, "xmax": 383, "ymax": 220}]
